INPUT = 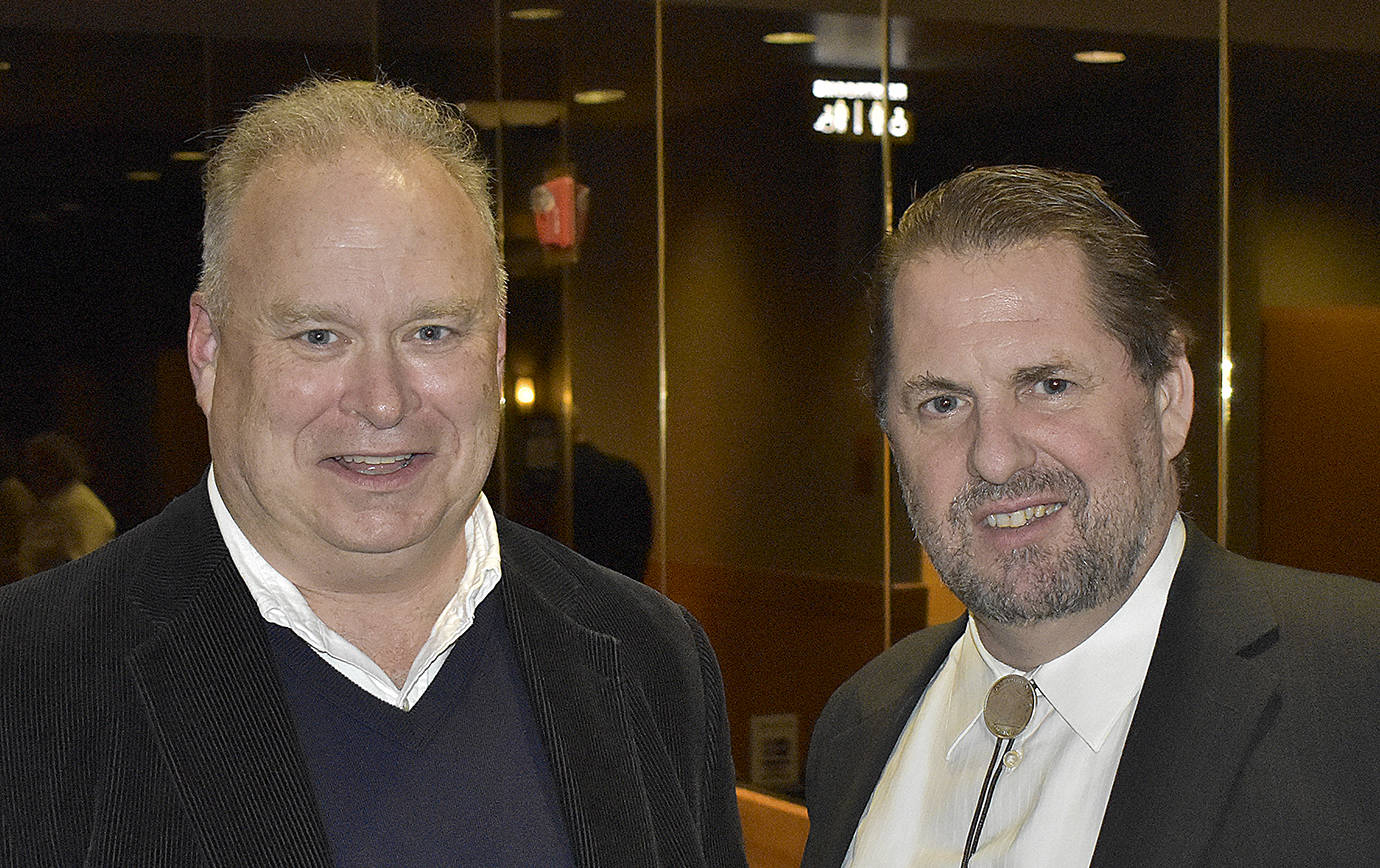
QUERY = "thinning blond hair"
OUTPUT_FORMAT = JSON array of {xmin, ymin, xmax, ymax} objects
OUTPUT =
[{"xmin": 198, "ymin": 77, "xmax": 505, "ymax": 321}]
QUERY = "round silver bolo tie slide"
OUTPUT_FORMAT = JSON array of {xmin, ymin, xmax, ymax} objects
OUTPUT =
[{"xmin": 984, "ymin": 673, "xmax": 1036, "ymax": 738}]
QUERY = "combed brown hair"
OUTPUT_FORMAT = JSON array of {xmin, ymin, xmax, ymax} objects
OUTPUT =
[{"xmin": 870, "ymin": 165, "xmax": 1188, "ymax": 421}]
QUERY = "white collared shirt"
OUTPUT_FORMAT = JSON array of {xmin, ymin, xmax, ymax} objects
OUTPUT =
[
  {"xmin": 208, "ymin": 468, "xmax": 502, "ymax": 711},
  {"xmin": 844, "ymin": 515, "xmax": 1187, "ymax": 867}
]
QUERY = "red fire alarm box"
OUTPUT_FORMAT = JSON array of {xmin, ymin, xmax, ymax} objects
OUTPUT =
[{"xmin": 531, "ymin": 175, "xmax": 589, "ymax": 250}]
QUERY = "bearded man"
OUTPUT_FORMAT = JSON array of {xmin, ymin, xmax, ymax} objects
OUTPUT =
[{"xmin": 802, "ymin": 165, "xmax": 1380, "ymax": 868}]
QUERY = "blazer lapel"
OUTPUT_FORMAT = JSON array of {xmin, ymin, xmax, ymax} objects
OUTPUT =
[
  {"xmin": 122, "ymin": 485, "xmax": 331, "ymax": 865},
  {"xmin": 1092, "ymin": 523, "xmax": 1281, "ymax": 868},
  {"xmin": 499, "ymin": 527, "xmax": 661, "ymax": 867},
  {"xmin": 804, "ymin": 617, "xmax": 967, "ymax": 868}
]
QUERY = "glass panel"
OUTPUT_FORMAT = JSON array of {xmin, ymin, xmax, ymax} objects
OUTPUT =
[
  {"xmin": 474, "ymin": 1, "xmax": 660, "ymax": 575},
  {"xmin": 664, "ymin": 2, "xmax": 890, "ymax": 799},
  {"xmin": 1229, "ymin": 1, "xmax": 1380, "ymax": 579}
]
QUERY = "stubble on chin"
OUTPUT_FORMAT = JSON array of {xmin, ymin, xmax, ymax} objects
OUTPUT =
[{"xmin": 901, "ymin": 466, "xmax": 1151, "ymax": 626}]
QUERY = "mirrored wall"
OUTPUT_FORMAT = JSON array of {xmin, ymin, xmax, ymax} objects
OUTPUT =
[{"xmin": 2, "ymin": 0, "xmax": 1375, "ymax": 799}]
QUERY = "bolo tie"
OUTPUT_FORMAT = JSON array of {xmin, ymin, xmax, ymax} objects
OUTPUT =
[{"xmin": 960, "ymin": 673, "xmax": 1037, "ymax": 867}]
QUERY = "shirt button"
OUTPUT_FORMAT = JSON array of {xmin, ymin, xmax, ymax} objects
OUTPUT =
[{"xmin": 1002, "ymin": 748, "xmax": 1023, "ymax": 770}]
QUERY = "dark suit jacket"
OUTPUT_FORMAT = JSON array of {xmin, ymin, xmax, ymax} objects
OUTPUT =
[
  {"xmin": 0, "ymin": 480, "xmax": 747, "ymax": 867},
  {"xmin": 802, "ymin": 520, "xmax": 1380, "ymax": 867}
]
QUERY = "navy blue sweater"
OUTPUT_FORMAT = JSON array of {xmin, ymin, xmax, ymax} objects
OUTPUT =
[{"xmin": 266, "ymin": 590, "xmax": 576, "ymax": 867}]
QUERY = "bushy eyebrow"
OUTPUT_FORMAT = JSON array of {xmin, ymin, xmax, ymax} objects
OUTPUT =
[
  {"xmin": 900, "ymin": 373, "xmax": 969, "ymax": 398},
  {"xmin": 1011, "ymin": 363, "xmax": 1070, "ymax": 389}
]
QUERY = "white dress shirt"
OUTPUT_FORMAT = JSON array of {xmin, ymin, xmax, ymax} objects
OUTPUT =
[
  {"xmin": 844, "ymin": 515, "xmax": 1187, "ymax": 867},
  {"xmin": 208, "ymin": 468, "xmax": 502, "ymax": 711}
]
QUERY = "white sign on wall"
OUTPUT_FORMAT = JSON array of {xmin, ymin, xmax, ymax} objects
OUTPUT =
[{"xmin": 812, "ymin": 79, "xmax": 913, "ymax": 142}]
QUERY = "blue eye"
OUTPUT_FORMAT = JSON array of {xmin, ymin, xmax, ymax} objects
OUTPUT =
[
  {"xmin": 415, "ymin": 325, "xmax": 450, "ymax": 342},
  {"xmin": 1037, "ymin": 378, "xmax": 1070, "ymax": 396},
  {"xmin": 301, "ymin": 329, "xmax": 335, "ymax": 346},
  {"xmin": 923, "ymin": 395, "xmax": 962, "ymax": 415}
]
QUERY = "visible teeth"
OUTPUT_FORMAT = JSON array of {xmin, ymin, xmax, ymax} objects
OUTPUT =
[
  {"xmin": 984, "ymin": 502, "xmax": 1062, "ymax": 529},
  {"xmin": 336, "ymin": 454, "xmax": 415, "ymax": 475}
]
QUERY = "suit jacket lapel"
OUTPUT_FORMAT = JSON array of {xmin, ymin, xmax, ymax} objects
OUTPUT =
[
  {"xmin": 122, "ymin": 483, "xmax": 331, "ymax": 864},
  {"xmin": 498, "ymin": 521, "xmax": 661, "ymax": 867},
  {"xmin": 1092, "ymin": 522, "xmax": 1281, "ymax": 867},
  {"xmin": 804, "ymin": 617, "xmax": 967, "ymax": 868}
]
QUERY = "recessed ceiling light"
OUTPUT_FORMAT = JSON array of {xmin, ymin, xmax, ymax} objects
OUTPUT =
[
  {"xmin": 1074, "ymin": 50, "xmax": 1126, "ymax": 64},
  {"xmin": 573, "ymin": 88, "xmax": 625, "ymax": 105},
  {"xmin": 763, "ymin": 32, "xmax": 816, "ymax": 45},
  {"xmin": 0, "ymin": 61, "xmax": 11, "ymax": 72},
  {"xmin": 170, "ymin": 150, "xmax": 209, "ymax": 162},
  {"xmin": 126, "ymin": 170, "xmax": 161, "ymax": 182},
  {"xmin": 510, "ymin": 7, "xmax": 563, "ymax": 21}
]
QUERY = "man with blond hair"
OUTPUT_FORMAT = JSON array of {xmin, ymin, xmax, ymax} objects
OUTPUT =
[{"xmin": 0, "ymin": 79, "xmax": 745, "ymax": 867}]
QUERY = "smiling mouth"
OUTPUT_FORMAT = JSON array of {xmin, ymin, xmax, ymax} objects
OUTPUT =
[
  {"xmin": 984, "ymin": 502, "xmax": 1063, "ymax": 529},
  {"xmin": 334, "ymin": 454, "xmax": 416, "ymax": 475}
]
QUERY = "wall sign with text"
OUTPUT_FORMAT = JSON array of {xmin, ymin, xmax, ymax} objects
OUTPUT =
[{"xmin": 812, "ymin": 79, "xmax": 914, "ymax": 143}]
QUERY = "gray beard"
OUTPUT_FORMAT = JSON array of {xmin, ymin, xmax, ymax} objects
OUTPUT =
[{"xmin": 901, "ymin": 463, "xmax": 1155, "ymax": 625}]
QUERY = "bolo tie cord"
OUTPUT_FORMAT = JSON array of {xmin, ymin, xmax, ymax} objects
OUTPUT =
[
  {"xmin": 960, "ymin": 735, "xmax": 1014, "ymax": 867},
  {"xmin": 961, "ymin": 673, "xmax": 1039, "ymax": 867}
]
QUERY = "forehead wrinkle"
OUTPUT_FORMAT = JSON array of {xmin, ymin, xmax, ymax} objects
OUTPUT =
[{"xmin": 323, "ymin": 224, "xmax": 385, "ymax": 250}]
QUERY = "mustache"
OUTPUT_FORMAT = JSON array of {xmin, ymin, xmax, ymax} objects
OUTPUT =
[{"xmin": 948, "ymin": 468, "xmax": 1085, "ymax": 522}]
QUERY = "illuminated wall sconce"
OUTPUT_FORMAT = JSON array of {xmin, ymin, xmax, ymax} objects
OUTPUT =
[
  {"xmin": 510, "ymin": 7, "xmax": 563, "ymax": 21},
  {"xmin": 1074, "ymin": 50, "xmax": 1126, "ymax": 64},
  {"xmin": 572, "ymin": 88, "xmax": 625, "ymax": 105},
  {"xmin": 763, "ymin": 32, "xmax": 816, "ymax": 45},
  {"xmin": 514, "ymin": 376, "xmax": 537, "ymax": 409}
]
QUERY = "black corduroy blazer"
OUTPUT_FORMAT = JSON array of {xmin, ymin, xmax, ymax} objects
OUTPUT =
[
  {"xmin": 801, "ymin": 520, "xmax": 1380, "ymax": 868},
  {"xmin": 0, "ymin": 479, "xmax": 747, "ymax": 867}
]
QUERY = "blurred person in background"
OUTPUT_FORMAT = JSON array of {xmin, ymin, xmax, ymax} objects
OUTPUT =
[
  {"xmin": 0, "ymin": 438, "xmax": 36, "ymax": 585},
  {"xmin": 14, "ymin": 431, "xmax": 114, "ymax": 577}
]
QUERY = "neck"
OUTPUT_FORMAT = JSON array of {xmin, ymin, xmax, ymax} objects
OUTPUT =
[
  {"xmin": 280, "ymin": 541, "xmax": 470, "ymax": 688},
  {"xmin": 974, "ymin": 598, "xmax": 1134, "ymax": 670},
  {"xmin": 298, "ymin": 576, "xmax": 459, "ymax": 687}
]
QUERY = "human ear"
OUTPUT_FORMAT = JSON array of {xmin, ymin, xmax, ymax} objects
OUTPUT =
[
  {"xmin": 1155, "ymin": 349, "xmax": 1194, "ymax": 464},
  {"xmin": 186, "ymin": 292, "xmax": 220, "ymax": 416}
]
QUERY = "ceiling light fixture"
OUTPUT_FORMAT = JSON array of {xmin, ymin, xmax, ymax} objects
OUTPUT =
[
  {"xmin": 170, "ymin": 150, "xmax": 209, "ymax": 162},
  {"xmin": 510, "ymin": 7, "xmax": 563, "ymax": 21},
  {"xmin": 763, "ymin": 32, "xmax": 816, "ymax": 45},
  {"xmin": 1074, "ymin": 50, "xmax": 1126, "ymax": 64},
  {"xmin": 573, "ymin": 88, "xmax": 626, "ymax": 105},
  {"xmin": 126, "ymin": 170, "xmax": 161, "ymax": 182},
  {"xmin": 0, "ymin": 61, "xmax": 11, "ymax": 72}
]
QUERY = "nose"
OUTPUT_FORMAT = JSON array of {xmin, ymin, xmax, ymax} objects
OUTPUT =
[
  {"xmin": 340, "ymin": 346, "xmax": 418, "ymax": 429},
  {"xmin": 967, "ymin": 401, "xmax": 1037, "ymax": 485}
]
